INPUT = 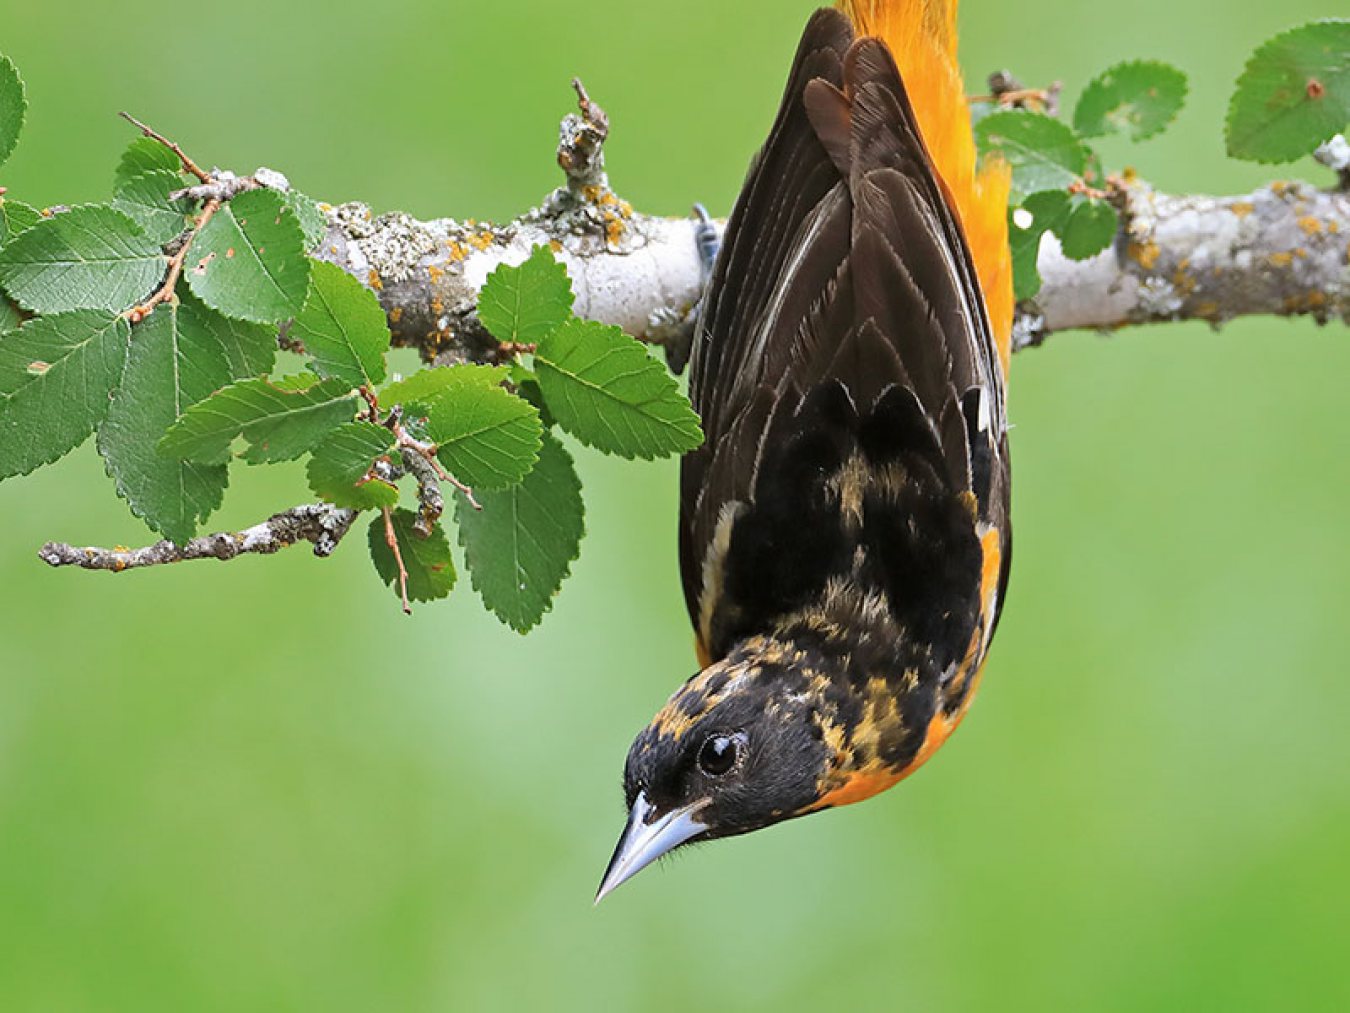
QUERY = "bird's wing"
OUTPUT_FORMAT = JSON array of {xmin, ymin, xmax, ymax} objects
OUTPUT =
[{"xmin": 679, "ymin": 9, "xmax": 1009, "ymax": 642}]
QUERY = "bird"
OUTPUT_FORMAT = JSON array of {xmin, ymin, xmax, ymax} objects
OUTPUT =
[{"xmin": 597, "ymin": 0, "xmax": 1014, "ymax": 902}]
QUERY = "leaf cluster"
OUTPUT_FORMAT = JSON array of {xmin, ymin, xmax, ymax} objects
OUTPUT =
[
  {"xmin": 0, "ymin": 58, "xmax": 701, "ymax": 630},
  {"xmin": 978, "ymin": 19, "xmax": 1349, "ymax": 301}
]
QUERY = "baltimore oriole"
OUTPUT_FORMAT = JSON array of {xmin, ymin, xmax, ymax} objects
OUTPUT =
[{"xmin": 598, "ymin": 1, "xmax": 1014, "ymax": 901}]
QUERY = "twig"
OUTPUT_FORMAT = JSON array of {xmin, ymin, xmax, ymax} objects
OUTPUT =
[
  {"xmin": 382, "ymin": 505, "xmax": 412, "ymax": 614},
  {"xmin": 118, "ymin": 111, "xmax": 211, "ymax": 183},
  {"xmin": 38, "ymin": 504, "xmax": 358, "ymax": 571},
  {"xmin": 126, "ymin": 197, "xmax": 221, "ymax": 323},
  {"xmin": 401, "ymin": 447, "xmax": 446, "ymax": 538}
]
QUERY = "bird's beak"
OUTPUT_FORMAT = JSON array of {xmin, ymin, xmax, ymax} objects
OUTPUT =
[{"xmin": 595, "ymin": 792, "xmax": 709, "ymax": 903}]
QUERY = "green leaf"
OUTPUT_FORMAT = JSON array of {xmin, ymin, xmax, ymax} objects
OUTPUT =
[
  {"xmin": 114, "ymin": 137, "xmax": 184, "ymax": 189},
  {"xmin": 307, "ymin": 421, "xmax": 398, "ymax": 509},
  {"xmin": 96, "ymin": 304, "xmax": 233, "ymax": 542},
  {"xmin": 1007, "ymin": 191, "xmax": 1071, "ymax": 301},
  {"xmin": 0, "ymin": 204, "xmax": 165, "ymax": 314},
  {"xmin": 0, "ymin": 198, "xmax": 41, "ymax": 247},
  {"xmin": 0, "ymin": 311, "xmax": 131, "ymax": 479},
  {"xmin": 1074, "ymin": 60, "xmax": 1188, "ymax": 141},
  {"xmin": 1059, "ymin": 196, "xmax": 1119, "ymax": 261},
  {"xmin": 1226, "ymin": 20, "xmax": 1350, "ymax": 163},
  {"xmin": 159, "ymin": 374, "xmax": 357, "ymax": 465},
  {"xmin": 476, "ymin": 244, "xmax": 574, "ymax": 345},
  {"xmin": 177, "ymin": 287, "xmax": 277, "ymax": 379},
  {"xmin": 113, "ymin": 170, "xmax": 193, "ymax": 246},
  {"xmin": 290, "ymin": 260, "xmax": 389, "ymax": 386},
  {"xmin": 381, "ymin": 363, "xmax": 508, "ymax": 409},
  {"xmin": 975, "ymin": 110, "xmax": 1092, "ymax": 200},
  {"xmin": 421, "ymin": 370, "xmax": 542, "ymax": 490},
  {"xmin": 0, "ymin": 299, "xmax": 19, "ymax": 333},
  {"xmin": 286, "ymin": 191, "xmax": 328, "ymax": 248},
  {"xmin": 185, "ymin": 188, "xmax": 309, "ymax": 323},
  {"xmin": 368, "ymin": 508, "xmax": 456, "ymax": 604},
  {"xmin": 534, "ymin": 318, "xmax": 703, "ymax": 459},
  {"xmin": 0, "ymin": 53, "xmax": 25, "ymax": 168},
  {"xmin": 456, "ymin": 430, "xmax": 583, "ymax": 632}
]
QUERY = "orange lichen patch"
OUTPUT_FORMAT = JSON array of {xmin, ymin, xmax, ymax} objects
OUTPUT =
[
  {"xmin": 389, "ymin": 307, "xmax": 403, "ymax": 324},
  {"xmin": 1194, "ymin": 301, "xmax": 1221, "ymax": 320},
  {"xmin": 427, "ymin": 264, "xmax": 444, "ymax": 284},
  {"xmin": 367, "ymin": 269, "xmax": 383, "ymax": 290},
  {"xmin": 431, "ymin": 297, "xmax": 444, "ymax": 315},
  {"xmin": 582, "ymin": 185, "xmax": 602, "ymax": 203},
  {"xmin": 1172, "ymin": 266, "xmax": 1197, "ymax": 295},
  {"xmin": 468, "ymin": 231, "xmax": 494, "ymax": 251},
  {"xmin": 1328, "ymin": 220, "xmax": 1339, "ymax": 234},
  {"xmin": 447, "ymin": 239, "xmax": 469, "ymax": 261},
  {"xmin": 838, "ymin": 0, "xmax": 1014, "ymax": 371},
  {"xmin": 1268, "ymin": 251, "xmax": 1294, "ymax": 268},
  {"xmin": 1283, "ymin": 291, "xmax": 1328, "ymax": 314},
  {"xmin": 1129, "ymin": 240, "xmax": 1161, "ymax": 270},
  {"xmin": 548, "ymin": 238, "xmax": 563, "ymax": 253},
  {"xmin": 1271, "ymin": 180, "xmax": 1291, "ymax": 197},
  {"xmin": 1230, "ymin": 202, "xmax": 1254, "ymax": 218},
  {"xmin": 605, "ymin": 214, "xmax": 626, "ymax": 246}
]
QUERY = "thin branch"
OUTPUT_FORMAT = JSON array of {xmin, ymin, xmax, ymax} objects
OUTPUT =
[
  {"xmin": 126, "ymin": 197, "xmax": 221, "ymax": 323},
  {"xmin": 38, "ymin": 504, "xmax": 358, "ymax": 572},
  {"xmin": 382, "ymin": 506, "xmax": 412, "ymax": 615},
  {"xmin": 118, "ymin": 111, "xmax": 211, "ymax": 183},
  {"xmin": 401, "ymin": 447, "xmax": 445, "ymax": 538}
]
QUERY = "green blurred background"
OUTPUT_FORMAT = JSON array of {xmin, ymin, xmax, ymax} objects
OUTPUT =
[{"xmin": 2, "ymin": 1, "xmax": 1348, "ymax": 1009}]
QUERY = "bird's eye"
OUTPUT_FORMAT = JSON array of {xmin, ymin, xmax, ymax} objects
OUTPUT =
[{"xmin": 697, "ymin": 734, "xmax": 741, "ymax": 776}]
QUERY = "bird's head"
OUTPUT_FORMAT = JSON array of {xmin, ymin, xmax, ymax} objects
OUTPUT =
[{"xmin": 596, "ymin": 643, "xmax": 836, "ymax": 901}]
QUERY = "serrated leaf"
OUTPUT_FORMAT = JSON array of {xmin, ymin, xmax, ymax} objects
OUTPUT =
[
  {"xmin": 291, "ymin": 260, "xmax": 389, "ymax": 386},
  {"xmin": 1007, "ymin": 191, "xmax": 1071, "ymax": 301},
  {"xmin": 421, "ymin": 370, "xmax": 542, "ymax": 490},
  {"xmin": 177, "ymin": 287, "xmax": 276, "ymax": 379},
  {"xmin": 0, "ymin": 311, "xmax": 131, "ymax": 479},
  {"xmin": 368, "ymin": 509, "xmax": 456, "ymax": 604},
  {"xmin": 0, "ymin": 53, "xmax": 25, "ymax": 168},
  {"xmin": 1226, "ymin": 20, "xmax": 1350, "ymax": 163},
  {"xmin": 381, "ymin": 363, "xmax": 508, "ymax": 409},
  {"xmin": 0, "ymin": 204, "xmax": 165, "ymax": 314},
  {"xmin": 185, "ymin": 188, "xmax": 309, "ymax": 324},
  {"xmin": 0, "ymin": 298, "xmax": 18, "ymax": 332},
  {"xmin": 307, "ymin": 421, "xmax": 398, "ymax": 509},
  {"xmin": 534, "ymin": 318, "xmax": 703, "ymax": 459},
  {"xmin": 477, "ymin": 244, "xmax": 574, "ymax": 345},
  {"xmin": 1059, "ymin": 196, "xmax": 1119, "ymax": 261},
  {"xmin": 114, "ymin": 137, "xmax": 184, "ymax": 189},
  {"xmin": 159, "ymin": 374, "xmax": 356, "ymax": 465},
  {"xmin": 456, "ymin": 431, "xmax": 583, "ymax": 632},
  {"xmin": 975, "ymin": 110, "xmax": 1092, "ymax": 200},
  {"xmin": 96, "ymin": 304, "xmax": 232, "ymax": 542},
  {"xmin": 286, "ymin": 191, "xmax": 328, "ymax": 248},
  {"xmin": 0, "ymin": 198, "xmax": 41, "ymax": 247},
  {"xmin": 113, "ymin": 170, "xmax": 193, "ymax": 246},
  {"xmin": 1074, "ymin": 60, "xmax": 1188, "ymax": 141}
]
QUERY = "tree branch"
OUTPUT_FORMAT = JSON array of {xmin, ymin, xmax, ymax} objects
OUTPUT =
[
  {"xmin": 39, "ymin": 504, "xmax": 358, "ymax": 571},
  {"xmin": 38, "ymin": 88, "xmax": 1350, "ymax": 576},
  {"xmin": 1014, "ymin": 176, "xmax": 1350, "ymax": 349}
]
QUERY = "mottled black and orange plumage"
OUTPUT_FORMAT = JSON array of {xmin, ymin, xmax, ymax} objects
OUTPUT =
[{"xmin": 599, "ymin": 3, "xmax": 1011, "ymax": 900}]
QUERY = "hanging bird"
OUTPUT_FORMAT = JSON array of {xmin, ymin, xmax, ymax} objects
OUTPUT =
[{"xmin": 597, "ymin": 0, "xmax": 1014, "ymax": 901}]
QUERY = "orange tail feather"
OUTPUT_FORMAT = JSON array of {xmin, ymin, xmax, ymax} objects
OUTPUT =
[{"xmin": 837, "ymin": 0, "xmax": 1013, "ymax": 375}]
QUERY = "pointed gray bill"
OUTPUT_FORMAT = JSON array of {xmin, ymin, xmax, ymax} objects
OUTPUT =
[{"xmin": 595, "ymin": 792, "xmax": 708, "ymax": 903}]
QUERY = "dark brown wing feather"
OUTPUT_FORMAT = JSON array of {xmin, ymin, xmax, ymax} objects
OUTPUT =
[{"xmin": 680, "ymin": 9, "xmax": 1008, "ymax": 635}]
